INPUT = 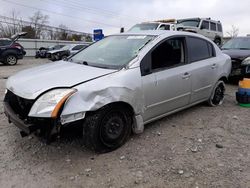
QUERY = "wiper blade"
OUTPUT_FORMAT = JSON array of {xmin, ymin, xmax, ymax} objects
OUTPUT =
[
  {"xmin": 238, "ymin": 48, "xmax": 250, "ymax": 50},
  {"xmin": 91, "ymin": 64, "xmax": 111, "ymax": 69},
  {"xmin": 74, "ymin": 60, "xmax": 88, "ymax": 65}
]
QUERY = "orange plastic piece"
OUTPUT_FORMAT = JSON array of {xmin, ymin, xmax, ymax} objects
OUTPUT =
[
  {"xmin": 239, "ymin": 78, "xmax": 250, "ymax": 89},
  {"xmin": 51, "ymin": 91, "xmax": 76, "ymax": 118}
]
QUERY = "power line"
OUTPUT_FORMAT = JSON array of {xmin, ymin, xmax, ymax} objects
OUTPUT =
[
  {"xmin": 52, "ymin": 0, "xmax": 143, "ymax": 22},
  {"xmin": 1, "ymin": 0, "xmax": 121, "ymax": 28},
  {"xmin": 0, "ymin": 15, "xmax": 92, "ymax": 35}
]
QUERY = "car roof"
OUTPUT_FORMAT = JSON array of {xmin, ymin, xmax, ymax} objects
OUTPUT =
[
  {"xmin": 67, "ymin": 44, "xmax": 85, "ymax": 47},
  {"xmin": 139, "ymin": 21, "xmax": 173, "ymax": 25},
  {"xmin": 177, "ymin": 17, "xmax": 221, "ymax": 23},
  {"xmin": 114, "ymin": 30, "xmax": 208, "ymax": 39}
]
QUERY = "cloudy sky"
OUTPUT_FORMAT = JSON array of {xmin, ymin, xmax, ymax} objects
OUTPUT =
[{"xmin": 0, "ymin": 0, "xmax": 249, "ymax": 36}]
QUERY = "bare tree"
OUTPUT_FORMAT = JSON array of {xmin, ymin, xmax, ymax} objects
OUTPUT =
[
  {"xmin": 0, "ymin": 10, "xmax": 23, "ymax": 37},
  {"xmin": 227, "ymin": 25, "xmax": 239, "ymax": 38},
  {"xmin": 57, "ymin": 24, "xmax": 69, "ymax": 40},
  {"xmin": 29, "ymin": 11, "xmax": 49, "ymax": 39}
]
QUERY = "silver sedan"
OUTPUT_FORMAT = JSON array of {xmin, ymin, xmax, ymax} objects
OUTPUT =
[{"xmin": 4, "ymin": 31, "xmax": 231, "ymax": 152}]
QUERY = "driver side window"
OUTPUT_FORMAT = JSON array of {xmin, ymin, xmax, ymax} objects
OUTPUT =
[{"xmin": 151, "ymin": 37, "xmax": 185, "ymax": 70}]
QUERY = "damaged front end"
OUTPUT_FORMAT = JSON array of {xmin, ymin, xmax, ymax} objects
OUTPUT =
[{"xmin": 3, "ymin": 89, "xmax": 77, "ymax": 142}]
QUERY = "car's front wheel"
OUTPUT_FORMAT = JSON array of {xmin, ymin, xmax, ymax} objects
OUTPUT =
[
  {"xmin": 208, "ymin": 80, "xmax": 225, "ymax": 106},
  {"xmin": 83, "ymin": 104, "xmax": 132, "ymax": 153},
  {"xmin": 5, "ymin": 55, "xmax": 17, "ymax": 65}
]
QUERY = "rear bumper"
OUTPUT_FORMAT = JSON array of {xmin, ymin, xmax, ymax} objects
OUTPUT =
[
  {"xmin": 3, "ymin": 102, "xmax": 38, "ymax": 134},
  {"xmin": 17, "ymin": 50, "xmax": 26, "ymax": 59}
]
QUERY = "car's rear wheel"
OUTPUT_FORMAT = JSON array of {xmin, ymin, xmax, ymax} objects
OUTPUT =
[
  {"xmin": 61, "ymin": 55, "xmax": 68, "ymax": 60},
  {"xmin": 5, "ymin": 55, "xmax": 17, "ymax": 65},
  {"xmin": 83, "ymin": 104, "xmax": 132, "ymax": 153},
  {"xmin": 208, "ymin": 80, "xmax": 225, "ymax": 106}
]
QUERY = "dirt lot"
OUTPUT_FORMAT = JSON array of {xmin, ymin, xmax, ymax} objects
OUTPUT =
[{"xmin": 0, "ymin": 59, "xmax": 249, "ymax": 188}]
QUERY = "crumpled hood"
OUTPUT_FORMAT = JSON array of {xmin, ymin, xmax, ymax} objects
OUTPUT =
[
  {"xmin": 6, "ymin": 61, "xmax": 117, "ymax": 99},
  {"xmin": 222, "ymin": 49, "xmax": 250, "ymax": 60}
]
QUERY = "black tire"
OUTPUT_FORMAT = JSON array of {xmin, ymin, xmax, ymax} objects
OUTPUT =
[
  {"xmin": 61, "ymin": 55, "xmax": 68, "ymax": 60},
  {"xmin": 4, "ymin": 54, "xmax": 17, "ymax": 65},
  {"xmin": 83, "ymin": 104, "xmax": 132, "ymax": 153},
  {"xmin": 208, "ymin": 80, "xmax": 225, "ymax": 106},
  {"xmin": 214, "ymin": 38, "xmax": 221, "ymax": 46}
]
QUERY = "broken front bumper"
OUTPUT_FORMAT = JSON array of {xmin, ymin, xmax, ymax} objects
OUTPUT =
[{"xmin": 3, "ymin": 102, "xmax": 38, "ymax": 135}]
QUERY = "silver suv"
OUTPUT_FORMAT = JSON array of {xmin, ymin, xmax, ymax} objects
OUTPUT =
[
  {"xmin": 177, "ymin": 18, "xmax": 223, "ymax": 45},
  {"xmin": 4, "ymin": 31, "xmax": 231, "ymax": 152}
]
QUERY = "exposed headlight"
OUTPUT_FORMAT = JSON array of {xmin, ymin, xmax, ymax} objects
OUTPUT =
[
  {"xmin": 241, "ymin": 57, "xmax": 250, "ymax": 65},
  {"xmin": 29, "ymin": 88, "xmax": 77, "ymax": 118}
]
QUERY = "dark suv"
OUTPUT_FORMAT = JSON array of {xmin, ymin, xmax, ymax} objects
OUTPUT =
[{"xmin": 0, "ymin": 32, "xmax": 27, "ymax": 65}]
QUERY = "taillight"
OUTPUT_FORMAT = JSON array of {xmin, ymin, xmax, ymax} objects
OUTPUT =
[{"xmin": 11, "ymin": 43, "xmax": 22, "ymax": 50}]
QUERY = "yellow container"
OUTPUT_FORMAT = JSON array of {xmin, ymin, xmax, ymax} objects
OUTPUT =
[{"xmin": 239, "ymin": 78, "xmax": 250, "ymax": 89}]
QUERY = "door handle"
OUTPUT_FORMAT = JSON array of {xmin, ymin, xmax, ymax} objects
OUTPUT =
[
  {"xmin": 211, "ymin": 64, "xmax": 217, "ymax": 69},
  {"xmin": 182, "ymin": 72, "xmax": 191, "ymax": 79}
]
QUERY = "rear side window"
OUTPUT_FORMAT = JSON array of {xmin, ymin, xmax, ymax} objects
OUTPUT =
[
  {"xmin": 201, "ymin": 21, "xmax": 209, "ymax": 30},
  {"xmin": 217, "ymin": 23, "xmax": 222, "ymax": 32},
  {"xmin": 210, "ymin": 22, "xmax": 216, "ymax": 31},
  {"xmin": 187, "ymin": 37, "xmax": 215, "ymax": 62},
  {"xmin": 72, "ymin": 45, "xmax": 85, "ymax": 51},
  {"xmin": 0, "ymin": 40, "xmax": 11, "ymax": 46}
]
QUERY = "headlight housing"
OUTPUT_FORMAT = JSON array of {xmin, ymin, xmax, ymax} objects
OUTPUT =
[
  {"xmin": 29, "ymin": 88, "xmax": 77, "ymax": 118},
  {"xmin": 241, "ymin": 57, "xmax": 250, "ymax": 66}
]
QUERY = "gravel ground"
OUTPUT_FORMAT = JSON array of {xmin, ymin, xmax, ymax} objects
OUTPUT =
[{"xmin": 0, "ymin": 59, "xmax": 250, "ymax": 188}]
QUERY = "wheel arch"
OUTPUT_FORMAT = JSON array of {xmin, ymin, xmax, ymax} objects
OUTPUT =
[
  {"xmin": 88, "ymin": 101, "xmax": 135, "ymax": 116},
  {"xmin": 219, "ymin": 76, "xmax": 228, "ymax": 83},
  {"xmin": 2, "ymin": 51, "xmax": 18, "ymax": 59}
]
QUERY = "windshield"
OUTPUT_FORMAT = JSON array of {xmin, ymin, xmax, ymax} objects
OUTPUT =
[
  {"xmin": 70, "ymin": 35, "xmax": 154, "ymax": 69},
  {"xmin": 177, "ymin": 19, "xmax": 200, "ymax": 27},
  {"xmin": 222, "ymin": 38, "xmax": 250, "ymax": 50},
  {"xmin": 128, "ymin": 23, "xmax": 159, "ymax": 32}
]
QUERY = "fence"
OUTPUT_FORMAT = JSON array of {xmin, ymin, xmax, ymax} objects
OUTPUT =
[{"xmin": 18, "ymin": 38, "xmax": 92, "ymax": 57}]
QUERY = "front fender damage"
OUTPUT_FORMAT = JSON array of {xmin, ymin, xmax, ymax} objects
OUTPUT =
[{"xmin": 60, "ymin": 85, "xmax": 145, "ymax": 133}]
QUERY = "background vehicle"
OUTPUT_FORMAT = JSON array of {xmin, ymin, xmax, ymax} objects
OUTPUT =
[
  {"xmin": 35, "ymin": 45, "xmax": 65, "ymax": 58},
  {"xmin": 4, "ymin": 31, "xmax": 231, "ymax": 152},
  {"xmin": 47, "ymin": 44, "xmax": 88, "ymax": 61},
  {"xmin": 176, "ymin": 18, "xmax": 223, "ymax": 45},
  {"xmin": 222, "ymin": 36, "xmax": 250, "ymax": 78},
  {"xmin": 128, "ymin": 20, "xmax": 176, "ymax": 32},
  {"xmin": 0, "ymin": 32, "xmax": 27, "ymax": 65}
]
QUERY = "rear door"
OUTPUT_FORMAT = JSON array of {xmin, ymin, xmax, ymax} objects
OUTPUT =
[
  {"xmin": 186, "ymin": 36, "xmax": 218, "ymax": 103},
  {"xmin": 141, "ymin": 36, "xmax": 192, "ymax": 121},
  {"xmin": 0, "ymin": 40, "xmax": 11, "ymax": 57}
]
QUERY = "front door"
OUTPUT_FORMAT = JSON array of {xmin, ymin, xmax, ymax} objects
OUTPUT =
[{"xmin": 141, "ymin": 37, "xmax": 192, "ymax": 121}]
